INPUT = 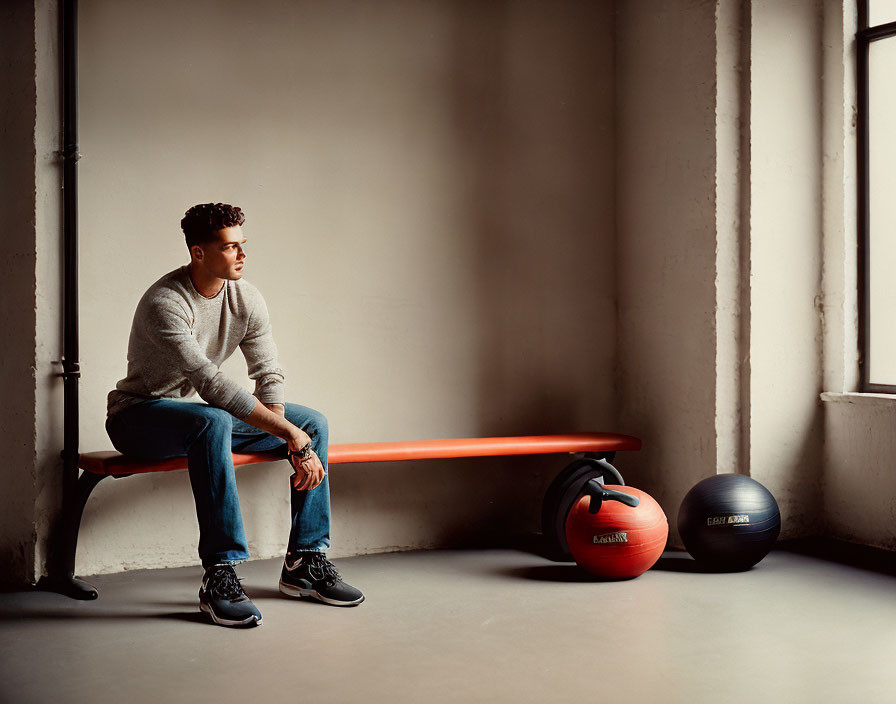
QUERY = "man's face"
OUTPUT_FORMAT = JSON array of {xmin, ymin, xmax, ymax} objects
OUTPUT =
[{"xmin": 194, "ymin": 225, "xmax": 247, "ymax": 280}]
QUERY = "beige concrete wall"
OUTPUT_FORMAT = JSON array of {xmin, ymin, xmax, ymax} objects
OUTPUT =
[
  {"xmin": 0, "ymin": 0, "xmax": 63, "ymax": 586},
  {"xmin": 714, "ymin": 0, "xmax": 750, "ymax": 480},
  {"xmin": 75, "ymin": 0, "xmax": 618, "ymax": 574},
  {"xmin": 822, "ymin": 394, "xmax": 896, "ymax": 550},
  {"xmin": 617, "ymin": 0, "xmax": 829, "ymax": 544},
  {"xmin": 616, "ymin": 0, "xmax": 720, "ymax": 542},
  {"xmin": 821, "ymin": 0, "xmax": 858, "ymax": 395},
  {"xmin": 0, "ymin": 0, "xmax": 41, "ymax": 584},
  {"xmin": 747, "ymin": 0, "xmax": 825, "ymax": 537},
  {"xmin": 33, "ymin": 0, "xmax": 65, "ymax": 583}
]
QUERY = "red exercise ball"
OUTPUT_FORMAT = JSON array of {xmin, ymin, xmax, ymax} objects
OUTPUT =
[{"xmin": 565, "ymin": 483, "xmax": 669, "ymax": 579}]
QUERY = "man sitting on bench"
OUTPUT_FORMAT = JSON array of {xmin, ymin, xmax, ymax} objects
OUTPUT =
[{"xmin": 105, "ymin": 202, "xmax": 364, "ymax": 628}]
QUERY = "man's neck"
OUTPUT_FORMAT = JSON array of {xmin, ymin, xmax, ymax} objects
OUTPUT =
[{"xmin": 188, "ymin": 261, "xmax": 225, "ymax": 299}]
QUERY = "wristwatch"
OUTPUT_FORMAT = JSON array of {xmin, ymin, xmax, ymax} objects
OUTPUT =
[{"xmin": 289, "ymin": 442, "xmax": 313, "ymax": 463}]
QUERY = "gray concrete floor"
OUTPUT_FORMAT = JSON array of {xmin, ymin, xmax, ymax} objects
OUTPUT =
[{"xmin": 1, "ymin": 546, "xmax": 895, "ymax": 704}]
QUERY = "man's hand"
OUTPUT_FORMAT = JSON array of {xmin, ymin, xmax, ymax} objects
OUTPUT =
[
  {"xmin": 288, "ymin": 431, "xmax": 326, "ymax": 491},
  {"xmin": 243, "ymin": 401, "xmax": 324, "ymax": 490}
]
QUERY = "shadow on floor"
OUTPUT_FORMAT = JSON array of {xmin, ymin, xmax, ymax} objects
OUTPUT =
[
  {"xmin": 652, "ymin": 553, "xmax": 732, "ymax": 574},
  {"xmin": 0, "ymin": 605, "xmax": 206, "ymax": 624},
  {"xmin": 497, "ymin": 564, "xmax": 607, "ymax": 582},
  {"xmin": 778, "ymin": 537, "xmax": 896, "ymax": 577},
  {"xmin": 502, "ymin": 533, "xmax": 575, "ymax": 563}
]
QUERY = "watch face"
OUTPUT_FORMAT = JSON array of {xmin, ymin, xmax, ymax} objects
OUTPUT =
[{"xmin": 291, "ymin": 445, "xmax": 312, "ymax": 460}]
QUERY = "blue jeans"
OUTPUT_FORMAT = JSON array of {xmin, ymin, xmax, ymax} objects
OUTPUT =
[{"xmin": 105, "ymin": 400, "xmax": 331, "ymax": 568}]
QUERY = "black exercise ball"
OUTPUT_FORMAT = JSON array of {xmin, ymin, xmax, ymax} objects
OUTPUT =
[{"xmin": 678, "ymin": 474, "xmax": 781, "ymax": 571}]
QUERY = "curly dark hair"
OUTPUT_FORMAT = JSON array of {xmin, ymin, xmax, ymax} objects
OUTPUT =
[{"xmin": 181, "ymin": 203, "xmax": 246, "ymax": 248}]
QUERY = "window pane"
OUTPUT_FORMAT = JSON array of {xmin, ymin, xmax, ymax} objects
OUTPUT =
[
  {"xmin": 868, "ymin": 37, "xmax": 896, "ymax": 385},
  {"xmin": 870, "ymin": 0, "xmax": 896, "ymax": 26}
]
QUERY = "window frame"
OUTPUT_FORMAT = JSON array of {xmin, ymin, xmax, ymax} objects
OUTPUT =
[{"xmin": 858, "ymin": 1, "xmax": 896, "ymax": 392}]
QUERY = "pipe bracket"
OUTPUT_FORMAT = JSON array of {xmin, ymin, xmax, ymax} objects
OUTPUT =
[
  {"xmin": 59, "ymin": 358, "xmax": 81, "ymax": 380},
  {"xmin": 62, "ymin": 143, "xmax": 82, "ymax": 162}
]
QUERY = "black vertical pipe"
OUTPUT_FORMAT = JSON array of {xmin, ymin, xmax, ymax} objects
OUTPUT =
[
  {"xmin": 42, "ymin": 0, "xmax": 97, "ymax": 599},
  {"xmin": 41, "ymin": 0, "xmax": 96, "ymax": 598},
  {"xmin": 46, "ymin": 0, "xmax": 99, "ymax": 599}
]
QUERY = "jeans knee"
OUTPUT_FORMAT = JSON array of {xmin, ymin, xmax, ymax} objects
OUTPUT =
[
  {"xmin": 285, "ymin": 404, "xmax": 328, "ymax": 442},
  {"xmin": 192, "ymin": 407, "xmax": 233, "ymax": 442},
  {"xmin": 307, "ymin": 410, "xmax": 329, "ymax": 443}
]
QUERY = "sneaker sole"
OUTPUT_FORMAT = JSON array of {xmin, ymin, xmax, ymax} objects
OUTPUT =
[
  {"xmin": 278, "ymin": 579, "xmax": 365, "ymax": 607},
  {"xmin": 199, "ymin": 600, "xmax": 263, "ymax": 627}
]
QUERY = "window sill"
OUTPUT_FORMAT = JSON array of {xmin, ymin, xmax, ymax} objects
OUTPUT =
[{"xmin": 821, "ymin": 391, "xmax": 896, "ymax": 406}]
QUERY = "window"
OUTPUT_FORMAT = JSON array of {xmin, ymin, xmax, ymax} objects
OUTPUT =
[{"xmin": 859, "ymin": 1, "xmax": 896, "ymax": 390}]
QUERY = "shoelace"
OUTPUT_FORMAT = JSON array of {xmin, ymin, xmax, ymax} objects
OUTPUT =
[
  {"xmin": 208, "ymin": 566, "xmax": 247, "ymax": 601},
  {"xmin": 306, "ymin": 554, "xmax": 342, "ymax": 586}
]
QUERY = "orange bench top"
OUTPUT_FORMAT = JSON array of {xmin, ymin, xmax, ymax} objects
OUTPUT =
[{"xmin": 78, "ymin": 432, "xmax": 640, "ymax": 476}]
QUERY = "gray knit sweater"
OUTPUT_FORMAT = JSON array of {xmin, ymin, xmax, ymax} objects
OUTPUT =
[{"xmin": 107, "ymin": 265, "xmax": 285, "ymax": 420}]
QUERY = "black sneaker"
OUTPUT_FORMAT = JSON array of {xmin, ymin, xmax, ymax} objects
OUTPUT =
[
  {"xmin": 279, "ymin": 552, "xmax": 365, "ymax": 606},
  {"xmin": 198, "ymin": 564, "xmax": 263, "ymax": 627}
]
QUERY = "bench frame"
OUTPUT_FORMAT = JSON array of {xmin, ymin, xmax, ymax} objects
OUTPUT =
[{"xmin": 39, "ymin": 433, "xmax": 639, "ymax": 600}]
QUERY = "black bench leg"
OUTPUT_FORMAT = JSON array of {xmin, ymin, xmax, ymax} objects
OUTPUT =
[{"xmin": 38, "ymin": 471, "xmax": 108, "ymax": 599}]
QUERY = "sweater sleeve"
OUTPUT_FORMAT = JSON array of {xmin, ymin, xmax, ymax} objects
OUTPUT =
[
  {"xmin": 147, "ymin": 298, "xmax": 258, "ymax": 418},
  {"xmin": 239, "ymin": 293, "xmax": 286, "ymax": 406}
]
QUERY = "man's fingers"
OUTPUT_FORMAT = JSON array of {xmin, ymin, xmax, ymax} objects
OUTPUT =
[
  {"xmin": 300, "ymin": 467, "xmax": 315, "ymax": 491},
  {"xmin": 300, "ymin": 472, "xmax": 320, "ymax": 491},
  {"xmin": 293, "ymin": 466, "xmax": 313, "ymax": 491},
  {"xmin": 306, "ymin": 461, "xmax": 324, "ymax": 490},
  {"xmin": 292, "ymin": 453, "xmax": 326, "ymax": 491}
]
